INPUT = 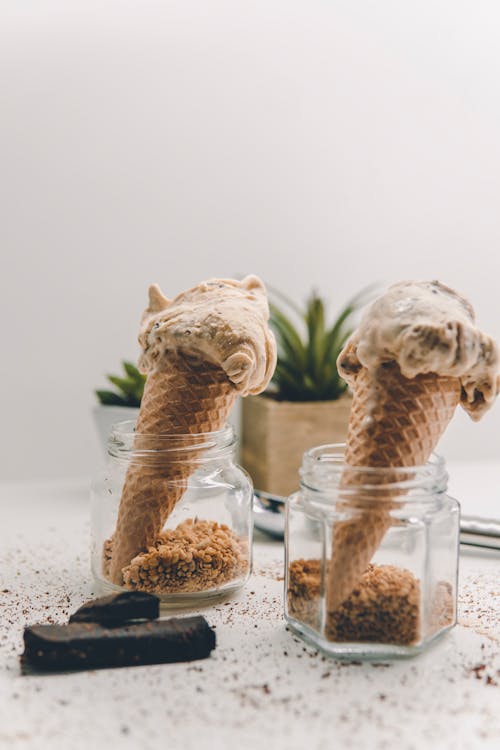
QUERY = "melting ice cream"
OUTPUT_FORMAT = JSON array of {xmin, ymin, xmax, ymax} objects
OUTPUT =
[
  {"xmin": 337, "ymin": 280, "xmax": 499, "ymax": 419},
  {"xmin": 138, "ymin": 275, "xmax": 277, "ymax": 396}
]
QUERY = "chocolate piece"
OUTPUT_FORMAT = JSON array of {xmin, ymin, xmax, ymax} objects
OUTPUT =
[
  {"xmin": 22, "ymin": 616, "xmax": 215, "ymax": 671},
  {"xmin": 69, "ymin": 592, "xmax": 159, "ymax": 625}
]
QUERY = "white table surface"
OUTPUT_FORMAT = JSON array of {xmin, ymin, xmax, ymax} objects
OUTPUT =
[{"xmin": 0, "ymin": 462, "xmax": 499, "ymax": 750}]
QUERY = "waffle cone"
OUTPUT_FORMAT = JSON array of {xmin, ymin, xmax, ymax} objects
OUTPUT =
[
  {"xmin": 325, "ymin": 362, "xmax": 461, "ymax": 617},
  {"xmin": 108, "ymin": 361, "xmax": 237, "ymax": 585}
]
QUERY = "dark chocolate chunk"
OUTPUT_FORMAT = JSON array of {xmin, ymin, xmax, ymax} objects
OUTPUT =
[
  {"xmin": 22, "ymin": 616, "xmax": 216, "ymax": 672},
  {"xmin": 69, "ymin": 592, "xmax": 159, "ymax": 625}
]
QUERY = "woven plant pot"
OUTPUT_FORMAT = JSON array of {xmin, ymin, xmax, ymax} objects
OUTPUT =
[{"xmin": 240, "ymin": 393, "xmax": 351, "ymax": 497}]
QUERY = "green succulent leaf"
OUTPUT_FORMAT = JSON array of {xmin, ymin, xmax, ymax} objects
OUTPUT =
[
  {"xmin": 123, "ymin": 361, "xmax": 144, "ymax": 382},
  {"xmin": 95, "ymin": 389, "xmax": 129, "ymax": 406},
  {"xmin": 269, "ymin": 303, "xmax": 306, "ymax": 372},
  {"xmin": 96, "ymin": 360, "xmax": 145, "ymax": 407},
  {"xmin": 268, "ymin": 283, "xmax": 377, "ymax": 402},
  {"xmin": 305, "ymin": 292, "xmax": 326, "ymax": 382},
  {"xmin": 107, "ymin": 375, "xmax": 139, "ymax": 398}
]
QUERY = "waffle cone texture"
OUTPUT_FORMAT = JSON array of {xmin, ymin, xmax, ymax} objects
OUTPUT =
[
  {"xmin": 325, "ymin": 362, "xmax": 461, "ymax": 616},
  {"xmin": 108, "ymin": 361, "xmax": 237, "ymax": 585}
]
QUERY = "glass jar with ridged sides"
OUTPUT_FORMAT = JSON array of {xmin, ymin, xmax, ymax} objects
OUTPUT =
[
  {"xmin": 91, "ymin": 421, "xmax": 253, "ymax": 606},
  {"xmin": 285, "ymin": 444, "xmax": 459, "ymax": 659}
]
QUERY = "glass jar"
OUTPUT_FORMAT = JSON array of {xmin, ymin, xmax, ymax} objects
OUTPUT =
[
  {"xmin": 91, "ymin": 421, "xmax": 253, "ymax": 606},
  {"xmin": 285, "ymin": 444, "xmax": 459, "ymax": 659}
]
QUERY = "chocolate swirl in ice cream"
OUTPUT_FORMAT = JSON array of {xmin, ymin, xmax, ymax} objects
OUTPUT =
[
  {"xmin": 337, "ymin": 280, "xmax": 499, "ymax": 420},
  {"xmin": 138, "ymin": 275, "xmax": 277, "ymax": 396}
]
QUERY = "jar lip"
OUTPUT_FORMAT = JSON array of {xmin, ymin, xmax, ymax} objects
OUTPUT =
[
  {"xmin": 108, "ymin": 420, "xmax": 236, "ymax": 462},
  {"xmin": 303, "ymin": 442, "xmax": 445, "ymax": 474},
  {"xmin": 299, "ymin": 443, "xmax": 448, "ymax": 499}
]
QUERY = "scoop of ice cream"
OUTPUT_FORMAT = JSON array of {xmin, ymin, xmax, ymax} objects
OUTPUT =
[
  {"xmin": 138, "ymin": 275, "xmax": 277, "ymax": 396},
  {"xmin": 337, "ymin": 280, "xmax": 499, "ymax": 420}
]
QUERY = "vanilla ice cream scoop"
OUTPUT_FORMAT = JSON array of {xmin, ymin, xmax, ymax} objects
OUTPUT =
[
  {"xmin": 337, "ymin": 280, "xmax": 499, "ymax": 420},
  {"xmin": 138, "ymin": 275, "xmax": 277, "ymax": 396}
]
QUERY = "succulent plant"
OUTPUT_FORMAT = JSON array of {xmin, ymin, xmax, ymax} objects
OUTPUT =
[
  {"xmin": 96, "ymin": 361, "xmax": 146, "ymax": 407},
  {"xmin": 268, "ymin": 286, "xmax": 374, "ymax": 402}
]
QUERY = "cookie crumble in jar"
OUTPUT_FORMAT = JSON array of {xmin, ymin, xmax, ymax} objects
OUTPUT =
[{"xmin": 103, "ymin": 519, "xmax": 249, "ymax": 595}]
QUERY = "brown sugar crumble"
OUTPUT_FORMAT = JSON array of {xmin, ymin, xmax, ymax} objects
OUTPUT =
[
  {"xmin": 327, "ymin": 564, "xmax": 421, "ymax": 644},
  {"xmin": 430, "ymin": 580, "xmax": 455, "ymax": 630},
  {"xmin": 103, "ymin": 519, "xmax": 249, "ymax": 594},
  {"xmin": 287, "ymin": 559, "xmax": 322, "ymax": 632},
  {"xmin": 288, "ymin": 560, "xmax": 425, "ymax": 645}
]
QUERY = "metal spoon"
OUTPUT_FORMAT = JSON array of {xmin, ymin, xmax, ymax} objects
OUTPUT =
[{"xmin": 253, "ymin": 491, "xmax": 286, "ymax": 539}]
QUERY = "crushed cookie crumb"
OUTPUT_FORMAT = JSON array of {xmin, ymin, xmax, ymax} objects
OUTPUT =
[
  {"xmin": 103, "ymin": 519, "xmax": 249, "ymax": 594},
  {"xmin": 287, "ymin": 560, "xmax": 441, "ymax": 646},
  {"xmin": 470, "ymin": 663, "xmax": 486, "ymax": 679}
]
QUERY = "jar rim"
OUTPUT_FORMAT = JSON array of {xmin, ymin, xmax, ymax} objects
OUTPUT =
[
  {"xmin": 107, "ymin": 420, "xmax": 236, "ymax": 462},
  {"xmin": 299, "ymin": 443, "xmax": 448, "ymax": 500}
]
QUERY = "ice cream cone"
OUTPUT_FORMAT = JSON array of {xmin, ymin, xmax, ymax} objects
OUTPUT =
[
  {"xmin": 108, "ymin": 360, "xmax": 237, "ymax": 585},
  {"xmin": 325, "ymin": 361, "xmax": 461, "ymax": 616}
]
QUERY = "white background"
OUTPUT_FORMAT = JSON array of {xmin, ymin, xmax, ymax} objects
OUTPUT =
[{"xmin": 1, "ymin": 1, "xmax": 500, "ymax": 479}]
